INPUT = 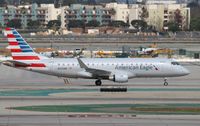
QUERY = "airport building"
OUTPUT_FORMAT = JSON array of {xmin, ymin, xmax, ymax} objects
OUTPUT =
[{"xmin": 0, "ymin": 3, "xmax": 61, "ymax": 28}]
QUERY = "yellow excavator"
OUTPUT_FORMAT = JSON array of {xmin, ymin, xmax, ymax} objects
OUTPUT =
[
  {"xmin": 95, "ymin": 50, "xmax": 113, "ymax": 58},
  {"xmin": 137, "ymin": 43, "xmax": 174, "ymax": 58}
]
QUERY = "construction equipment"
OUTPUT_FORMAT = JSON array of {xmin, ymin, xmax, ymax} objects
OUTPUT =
[
  {"xmin": 151, "ymin": 48, "xmax": 174, "ymax": 58},
  {"xmin": 95, "ymin": 50, "xmax": 114, "ymax": 58}
]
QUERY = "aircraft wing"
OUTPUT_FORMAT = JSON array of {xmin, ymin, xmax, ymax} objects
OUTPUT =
[
  {"xmin": 77, "ymin": 58, "xmax": 111, "ymax": 76},
  {"xmin": 86, "ymin": 68, "xmax": 111, "ymax": 76}
]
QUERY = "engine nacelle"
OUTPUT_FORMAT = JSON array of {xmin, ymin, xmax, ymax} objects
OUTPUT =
[{"xmin": 109, "ymin": 74, "xmax": 128, "ymax": 83}]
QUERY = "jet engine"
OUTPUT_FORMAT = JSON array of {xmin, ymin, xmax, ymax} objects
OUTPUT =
[{"xmin": 109, "ymin": 74, "xmax": 128, "ymax": 83}]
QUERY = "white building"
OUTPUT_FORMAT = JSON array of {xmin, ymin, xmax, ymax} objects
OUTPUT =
[
  {"xmin": 60, "ymin": 6, "xmax": 69, "ymax": 29},
  {"xmin": 106, "ymin": 3, "xmax": 141, "ymax": 24},
  {"xmin": 128, "ymin": 4, "xmax": 141, "ymax": 24},
  {"xmin": 146, "ymin": 4, "xmax": 190, "ymax": 31},
  {"xmin": 106, "ymin": 2, "xmax": 190, "ymax": 31},
  {"xmin": 40, "ymin": 4, "xmax": 61, "ymax": 24},
  {"xmin": 106, "ymin": 3, "xmax": 129, "ymax": 23}
]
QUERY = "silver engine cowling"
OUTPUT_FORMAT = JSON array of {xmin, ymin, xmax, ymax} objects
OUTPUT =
[{"xmin": 109, "ymin": 74, "xmax": 128, "ymax": 83}]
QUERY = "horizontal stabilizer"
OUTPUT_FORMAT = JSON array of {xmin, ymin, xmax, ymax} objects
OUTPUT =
[{"xmin": 2, "ymin": 60, "xmax": 29, "ymax": 67}]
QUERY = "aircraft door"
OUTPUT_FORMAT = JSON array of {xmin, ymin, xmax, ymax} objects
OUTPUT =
[{"xmin": 48, "ymin": 60, "xmax": 54, "ymax": 72}]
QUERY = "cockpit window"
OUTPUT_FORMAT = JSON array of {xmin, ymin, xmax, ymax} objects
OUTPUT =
[{"xmin": 171, "ymin": 62, "xmax": 180, "ymax": 65}]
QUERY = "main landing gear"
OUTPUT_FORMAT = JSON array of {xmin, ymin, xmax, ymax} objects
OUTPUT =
[
  {"xmin": 64, "ymin": 78, "xmax": 70, "ymax": 85},
  {"xmin": 164, "ymin": 78, "xmax": 168, "ymax": 86},
  {"xmin": 95, "ymin": 79, "xmax": 102, "ymax": 86}
]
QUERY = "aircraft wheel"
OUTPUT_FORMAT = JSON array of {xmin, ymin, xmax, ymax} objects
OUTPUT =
[
  {"xmin": 163, "ymin": 78, "xmax": 168, "ymax": 86},
  {"xmin": 164, "ymin": 82, "xmax": 168, "ymax": 86},
  {"xmin": 95, "ymin": 79, "xmax": 102, "ymax": 86}
]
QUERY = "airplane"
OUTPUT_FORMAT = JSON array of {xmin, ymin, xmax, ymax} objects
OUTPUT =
[{"xmin": 2, "ymin": 28, "xmax": 190, "ymax": 86}]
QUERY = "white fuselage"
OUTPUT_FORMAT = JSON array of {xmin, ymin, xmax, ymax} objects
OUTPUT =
[{"xmin": 18, "ymin": 58, "xmax": 190, "ymax": 81}]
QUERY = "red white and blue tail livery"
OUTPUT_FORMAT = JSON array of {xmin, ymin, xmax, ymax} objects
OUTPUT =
[
  {"xmin": 2, "ymin": 28, "xmax": 190, "ymax": 86},
  {"xmin": 6, "ymin": 27, "xmax": 47, "ymax": 61},
  {"xmin": 4, "ymin": 28, "xmax": 47, "ymax": 68}
]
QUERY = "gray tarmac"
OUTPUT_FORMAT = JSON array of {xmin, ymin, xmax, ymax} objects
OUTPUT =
[{"xmin": 1, "ymin": 115, "xmax": 200, "ymax": 126}]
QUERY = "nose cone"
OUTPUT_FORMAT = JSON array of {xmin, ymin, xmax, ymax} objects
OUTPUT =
[{"xmin": 181, "ymin": 67, "xmax": 190, "ymax": 76}]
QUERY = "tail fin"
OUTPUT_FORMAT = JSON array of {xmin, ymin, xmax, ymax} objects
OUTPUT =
[{"xmin": 4, "ymin": 28, "xmax": 48, "ymax": 61}]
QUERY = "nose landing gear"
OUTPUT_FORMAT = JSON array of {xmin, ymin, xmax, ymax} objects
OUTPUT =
[
  {"xmin": 164, "ymin": 78, "xmax": 168, "ymax": 86},
  {"xmin": 95, "ymin": 79, "xmax": 102, "ymax": 86}
]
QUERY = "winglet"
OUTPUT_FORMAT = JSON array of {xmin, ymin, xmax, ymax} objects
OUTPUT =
[{"xmin": 77, "ymin": 58, "xmax": 88, "ymax": 69}]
